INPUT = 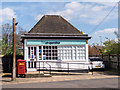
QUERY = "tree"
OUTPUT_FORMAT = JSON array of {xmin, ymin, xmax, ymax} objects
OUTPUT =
[
  {"xmin": 2, "ymin": 23, "xmax": 13, "ymax": 45},
  {"xmin": 114, "ymin": 31, "xmax": 120, "ymax": 42},
  {"xmin": 1, "ymin": 23, "xmax": 27, "ymax": 55},
  {"xmin": 114, "ymin": 31, "xmax": 120, "ymax": 54},
  {"xmin": 102, "ymin": 35, "xmax": 120, "ymax": 54},
  {"xmin": 1, "ymin": 38, "xmax": 13, "ymax": 55},
  {"xmin": 102, "ymin": 40, "xmax": 115, "ymax": 54},
  {"xmin": 101, "ymin": 30, "xmax": 120, "ymax": 54}
]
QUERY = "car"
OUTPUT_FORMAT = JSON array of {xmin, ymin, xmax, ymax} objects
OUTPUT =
[{"xmin": 88, "ymin": 57, "xmax": 105, "ymax": 70}]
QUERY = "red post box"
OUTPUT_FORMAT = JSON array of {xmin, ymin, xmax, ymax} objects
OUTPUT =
[{"xmin": 17, "ymin": 59, "xmax": 26, "ymax": 77}]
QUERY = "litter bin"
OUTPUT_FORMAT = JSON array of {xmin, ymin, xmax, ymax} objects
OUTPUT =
[{"xmin": 17, "ymin": 59, "xmax": 26, "ymax": 78}]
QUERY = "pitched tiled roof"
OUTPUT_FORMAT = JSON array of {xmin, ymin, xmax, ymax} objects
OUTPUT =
[
  {"xmin": 21, "ymin": 15, "xmax": 91, "ymax": 40},
  {"xmin": 28, "ymin": 15, "xmax": 82, "ymax": 34}
]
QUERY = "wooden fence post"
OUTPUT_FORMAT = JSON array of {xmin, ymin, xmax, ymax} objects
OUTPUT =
[
  {"xmin": 9, "ymin": 58, "xmax": 10, "ymax": 72},
  {"xmin": 102, "ymin": 54, "xmax": 103, "ymax": 60},
  {"xmin": 117, "ymin": 54, "xmax": 119, "ymax": 74},
  {"xmin": 108, "ymin": 54, "xmax": 110, "ymax": 70}
]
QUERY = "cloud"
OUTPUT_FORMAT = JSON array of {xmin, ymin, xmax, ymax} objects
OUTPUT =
[
  {"xmin": 34, "ymin": 14, "xmax": 43, "ymax": 20},
  {"xmin": 1, "ymin": 0, "xmax": 119, "ymax": 2},
  {"xmin": 95, "ymin": 2, "xmax": 117, "ymax": 7},
  {"xmin": 80, "ymin": 14, "xmax": 88, "ymax": 18},
  {"xmin": 35, "ymin": 9, "xmax": 73, "ymax": 21},
  {"xmin": 89, "ymin": 28, "xmax": 118, "ymax": 44},
  {"xmin": 35, "ymin": 2, "xmax": 117, "ymax": 25},
  {"xmin": 91, "ymin": 6, "xmax": 107, "ymax": 11},
  {"xmin": 65, "ymin": 1, "xmax": 83, "ymax": 10},
  {"xmin": 0, "ymin": 8, "xmax": 16, "ymax": 23},
  {"xmin": 93, "ymin": 28, "xmax": 118, "ymax": 35},
  {"xmin": 47, "ymin": 9, "xmax": 73, "ymax": 20},
  {"xmin": 35, "ymin": 2, "xmax": 91, "ymax": 21}
]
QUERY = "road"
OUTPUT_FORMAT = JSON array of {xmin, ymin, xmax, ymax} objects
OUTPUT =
[{"xmin": 2, "ymin": 78, "xmax": 119, "ymax": 88}]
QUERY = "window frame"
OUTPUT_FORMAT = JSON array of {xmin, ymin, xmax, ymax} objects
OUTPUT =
[{"xmin": 27, "ymin": 45, "xmax": 86, "ymax": 61}]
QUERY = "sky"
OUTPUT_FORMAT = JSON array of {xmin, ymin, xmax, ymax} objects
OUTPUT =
[{"xmin": 0, "ymin": 1, "xmax": 118, "ymax": 45}]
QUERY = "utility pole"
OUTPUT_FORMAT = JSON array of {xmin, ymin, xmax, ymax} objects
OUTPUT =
[
  {"xmin": 92, "ymin": 43, "xmax": 95, "ymax": 56},
  {"xmin": 118, "ymin": 2, "xmax": 120, "ymax": 74},
  {"xmin": 12, "ymin": 18, "xmax": 16, "ymax": 81},
  {"xmin": 99, "ymin": 36, "xmax": 102, "ymax": 54}
]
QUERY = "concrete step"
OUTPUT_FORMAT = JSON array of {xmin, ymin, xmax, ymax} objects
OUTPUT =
[
  {"xmin": 25, "ymin": 73, "xmax": 52, "ymax": 78},
  {"xmin": 25, "ymin": 71, "xmax": 52, "ymax": 78}
]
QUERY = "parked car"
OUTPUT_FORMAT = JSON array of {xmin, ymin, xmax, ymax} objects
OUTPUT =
[{"xmin": 88, "ymin": 57, "xmax": 105, "ymax": 70}]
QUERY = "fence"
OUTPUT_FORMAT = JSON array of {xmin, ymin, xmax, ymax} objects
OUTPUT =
[
  {"xmin": 89, "ymin": 54, "xmax": 120, "ymax": 70},
  {"xmin": 2, "ymin": 55, "xmax": 23, "ymax": 73},
  {"xmin": 0, "ymin": 55, "xmax": 3, "ymax": 73},
  {"xmin": 27, "ymin": 61, "xmax": 89, "ymax": 73},
  {"xmin": 1, "ymin": 54, "xmax": 120, "ymax": 73}
]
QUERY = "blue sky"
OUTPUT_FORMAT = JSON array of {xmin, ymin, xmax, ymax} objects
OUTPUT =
[{"xmin": 0, "ymin": 1, "xmax": 118, "ymax": 45}]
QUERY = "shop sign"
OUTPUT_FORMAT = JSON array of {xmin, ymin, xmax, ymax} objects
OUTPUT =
[
  {"xmin": 45, "ymin": 41, "xmax": 60, "ymax": 44},
  {"xmin": 27, "ymin": 40, "xmax": 86, "ymax": 45}
]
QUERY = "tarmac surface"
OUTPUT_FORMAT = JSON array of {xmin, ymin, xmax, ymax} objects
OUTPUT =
[
  {"xmin": 1, "ymin": 71, "xmax": 119, "ymax": 87},
  {"xmin": 2, "ymin": 78, "xmax": 119, "ymax": 88}
]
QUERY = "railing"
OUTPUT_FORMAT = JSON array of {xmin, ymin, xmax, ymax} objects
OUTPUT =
[
  {"xmin": 39, "ymin": 61, "xmax": 51, "ymax": 75},
  {"xmin": 27, "ymin": 61, "xmax": 52, "ymax": 75},
  {"xmin": 26, "ymin": 61, "xmax": 93, "ymax": 75}
]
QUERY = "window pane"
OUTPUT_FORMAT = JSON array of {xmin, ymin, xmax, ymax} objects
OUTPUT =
[
  {"xmin": 39, "ymin": 46, "xmax": 42, "ymax": 60},
  {"xmin": 28, "ymin": 47, "xmax": 30, "ymax": 58},
  {"xmin": 42, "ymin": 46, "xmax": 58, "ymax": 60}
]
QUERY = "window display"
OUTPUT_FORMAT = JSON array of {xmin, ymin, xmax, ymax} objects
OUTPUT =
[{"xmin": 28, "ymin": 45, "xmax": 86, "ymax": 61}]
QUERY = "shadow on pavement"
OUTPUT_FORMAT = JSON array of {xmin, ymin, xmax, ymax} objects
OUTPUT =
[
  {"xmin": 2, "ymin": 75, "xmax": 12, "ymax": 77},
  {"xmin": 2, "ymin": 74, "xmax": 12, "ymax": 82},
  {"xmin": 2, "ymin": 80, "xmax": 12, "ymax": 82},
  {"xmin": 51, "ymin": 73, "xmax": 83, "ymax": 76},
  {"xmin": 90, "ymin": 69, "xmax": 119, "ymax": 76}
]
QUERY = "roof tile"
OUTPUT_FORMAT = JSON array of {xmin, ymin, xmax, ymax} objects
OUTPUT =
[{"xmin": 28, "ymin": 15, "xmax": 82, "ymax": 34}]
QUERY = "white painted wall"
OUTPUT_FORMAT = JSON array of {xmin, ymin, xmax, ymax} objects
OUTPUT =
[
  {"xmin": 24, "ymin": 39, "xmax": 28, "ymax": 60},
  {"xmin": 24, "ymin": 39, "xmax": 89, "ymax": 72},
  {"xmin": 86, "ymin": 44, "xmax": 89, "ymax": 62}
]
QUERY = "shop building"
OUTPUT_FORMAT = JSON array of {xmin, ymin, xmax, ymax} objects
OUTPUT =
[{"xmin": 21, "ymin": 15, "xmax": 91, "ymax": 72}]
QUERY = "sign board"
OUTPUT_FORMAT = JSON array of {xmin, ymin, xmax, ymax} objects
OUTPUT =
[
  {"xmin": 19, "ymin": 63, "xmax": 24, "ymax": 65},
  {"xmin": 27, "ymin": 40, "xmax": 86, "ymax": 45}
]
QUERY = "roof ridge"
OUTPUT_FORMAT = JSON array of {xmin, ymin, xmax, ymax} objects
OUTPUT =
[
  {"xmin": 25, "ymin": 33, "xmax": 88, "ymax": 35},
  {"xmin": 44, "ymin": 15, "xmax": 61, "ymax": 17}
]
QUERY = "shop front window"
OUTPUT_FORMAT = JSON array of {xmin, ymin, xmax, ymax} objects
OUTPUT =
[
  {"xmin": 58, "ymin": 46, "xmax": 86, "ymax": 61},
  {"xmin": 77, "ymin": 46, "xmax": 86, "ymax": 60},
  {"xmin": 58, "ymin": 46, "xmax": 72, "ymax": 60},
  {"xmin": 28, "ymin": 46, "xmax": 36, "ymax": 59},
  {"xmin": 43, "ymin": 46, "xmax": 58, "ymax": 60},
  {"xmin": 28, "ymin": 45, "xmax": 86, "ymax": 61},
  {"xmin": 39, "ymin": 46, "xmax": 42, "ymax": 60}
]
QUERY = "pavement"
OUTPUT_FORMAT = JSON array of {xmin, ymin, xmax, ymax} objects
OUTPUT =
[
  {"xmin": 1, "ymin": 71, "xmax": 119, "ymax": 85},
  {"xmin": 2, "ymin": 78, "xmax": 119, "ymax": 88}
]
